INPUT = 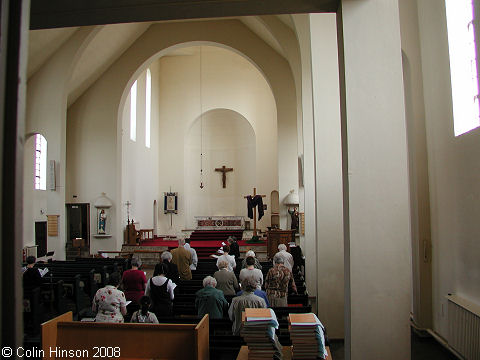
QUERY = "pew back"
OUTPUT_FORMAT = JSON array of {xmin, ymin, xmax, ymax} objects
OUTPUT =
[{"xmin": 42, "ymin": 312, "xmax": 209, "ymax": 360}]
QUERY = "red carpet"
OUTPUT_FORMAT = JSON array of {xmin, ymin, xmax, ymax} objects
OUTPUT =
[
  {"xmin": 140, "ymin": 238, "xmax": 266, "ymax": 247},
  {"xmin": 138, "ymin": 230, "xmax": 265, "ymax": 259},
  {"xmin": 141, "ymin": 230, "xmax": 257, "ymax": 247}
]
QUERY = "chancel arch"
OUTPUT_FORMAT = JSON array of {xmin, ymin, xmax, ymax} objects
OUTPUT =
[
  {"xmin": 119, "ymin": 43, "xmax": 278, "ymax": 236},
  {"xmin": 93, "ymin": 24, "xmax": 297, "ymax": 249},
  {"xmin": 184, "ymin": 109, "xmax": 258, "ymax": 231}
]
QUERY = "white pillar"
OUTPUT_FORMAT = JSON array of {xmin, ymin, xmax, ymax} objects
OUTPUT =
[
  {"xmin": 309, "ymin": 13, "xmax": 345, "ymax": 339},
  {"xmin": 340, "ymin": 1, "xmax": 412, "ymax": 359}
]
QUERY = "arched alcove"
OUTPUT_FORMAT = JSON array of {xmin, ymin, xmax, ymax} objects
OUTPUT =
[
  {"xmin": 23, "ymin": 133, "xmax": 48, "ymax": 249},
  {"xmin": 118, "ymin": 43, "xmax": 278, "ymax": 236},
  {"xmin": 184, "ymin": 109, "xmax": 256, "ymax": 229}
]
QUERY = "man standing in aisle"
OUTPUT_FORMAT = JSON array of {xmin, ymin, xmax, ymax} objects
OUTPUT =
[{"xmin": 171, "ymin": 237, "xmax": 193, "ymax": 280}]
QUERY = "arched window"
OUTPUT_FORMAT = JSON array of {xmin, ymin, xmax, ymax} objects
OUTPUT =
[
  {"xmin": 34, "ymin": 134, "xmax": 47, "ymax": 190},
  {"xmin": 445, "ymin": 0, "xmax": 480, "ymax": 136},
  {"xmin": 130, "ymin": 80, "xmax": 137, "ymax": 141},
  {"xmin": 146, "ymin": 69, "xmax": 151, "ymax": 148}
]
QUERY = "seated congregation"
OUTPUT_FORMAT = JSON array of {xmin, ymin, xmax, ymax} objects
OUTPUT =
[{"xmin": 23, "ymin": 241, "xmax": 314, "ymax": 359}]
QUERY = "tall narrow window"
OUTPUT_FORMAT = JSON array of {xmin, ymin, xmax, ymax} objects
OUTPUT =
[
  {"xmin": 130, "ymin": 80, "xmax": 137, "ymax": 141},
  {"xmin": 34, "ymin": 134, "xmax": 47, "ymax": 190},
  {"xmin": 146, "ymin": 69, "xmax": 151, "ymax": 148},
  {"xmin": 445, "ymin": 0, "xmax": 480, "ymax": 136}
]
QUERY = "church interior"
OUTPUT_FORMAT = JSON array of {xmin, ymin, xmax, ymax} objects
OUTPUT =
[{"xmin": 2, "ymin": 0, "xmax": 480, "ymax": 359}]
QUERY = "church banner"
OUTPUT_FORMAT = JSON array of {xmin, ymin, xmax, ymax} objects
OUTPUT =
[{"xmin": 164, "ymin": 192, "xmax": 178, "ymax": 214}]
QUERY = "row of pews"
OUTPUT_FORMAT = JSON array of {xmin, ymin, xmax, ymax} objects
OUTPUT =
[
  {"xmin": 24, "ymin": 257, "xmax": 127, "ymax": 337},
  {"xmin": 26, "ymin": 255, "xmax": 314, "ymax": 359},
  {"xmin": 167, "ymin": 258, "xmax": 311, "ymax": 359}
]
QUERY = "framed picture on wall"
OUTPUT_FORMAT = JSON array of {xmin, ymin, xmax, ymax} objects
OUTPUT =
[{"xmin": 164, "ymin": 192, "xmax": 178, "ymax": 214}]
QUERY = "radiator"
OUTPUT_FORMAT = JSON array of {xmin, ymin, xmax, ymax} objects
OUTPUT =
[{"xmin": 447, "ymin": 294, "xmax": 480, "ymax": 360}]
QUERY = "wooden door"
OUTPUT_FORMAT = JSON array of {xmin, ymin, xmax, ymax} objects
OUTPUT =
[{"xmin": 35, "ymin": 221, "xmax": 47, "ymax": 257}]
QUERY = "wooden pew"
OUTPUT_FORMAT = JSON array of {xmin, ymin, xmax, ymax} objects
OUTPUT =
[{"xmin": 42, "ymin": 312, "xmax": 209, "ymax": 360}]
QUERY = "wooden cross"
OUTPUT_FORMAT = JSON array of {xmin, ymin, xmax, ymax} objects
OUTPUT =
[
  {"xmin": 215, "ymin": 165, "xmax": 233, "ymax": 188},
  {"xmin": 243, "ymin": 187, "xmax": 266, "ymax": 236}
]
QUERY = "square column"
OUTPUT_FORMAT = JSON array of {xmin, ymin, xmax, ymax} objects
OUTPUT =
[{"xmin": 339, "ymin": 1, "xmax": 412, "ymax": 359}]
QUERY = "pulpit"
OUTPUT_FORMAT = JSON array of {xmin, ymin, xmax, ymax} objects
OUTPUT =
[
  {"xmin": 267, "ymin": 229, "xmax": 296, "ymax": 259},
  {"xmin": 125, "ymin": 221, "xmax": 140, "ymax": 245}
]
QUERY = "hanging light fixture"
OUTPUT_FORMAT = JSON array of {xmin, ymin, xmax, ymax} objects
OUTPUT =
[{"xmin": 199, "ymin": 46, "xmax": 204, "ymax": 189}]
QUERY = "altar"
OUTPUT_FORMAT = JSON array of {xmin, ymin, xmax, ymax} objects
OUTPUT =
[{"xmin": 195, "ymin": 216, "xmax": 244, "ymax": 230}]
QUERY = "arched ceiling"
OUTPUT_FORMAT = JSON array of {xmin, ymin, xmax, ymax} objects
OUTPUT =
[{"xmin": 27, "ymin": 16, "xmax": 295, "ymax": 108}]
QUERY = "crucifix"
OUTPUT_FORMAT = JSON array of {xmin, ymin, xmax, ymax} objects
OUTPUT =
[
  {"xmin": 215, "ymin": 165, "xmax": 233, "ymax": 188},
  {"xmin": 243, "ymin": 187, "xmax": 266, "ymax": 236}
]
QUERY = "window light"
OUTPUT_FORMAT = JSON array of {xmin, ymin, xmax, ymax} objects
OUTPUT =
[
  {"xmin": 146, "ymin": 69, "xmax": 151, "ymax": 148},
  {"xmin": 445, "ymin": 0, "xmax": 480, "ymax": 136},
  {"xmin": 130, "ymin": 80, "xmax": 137, "ymax": 141}
]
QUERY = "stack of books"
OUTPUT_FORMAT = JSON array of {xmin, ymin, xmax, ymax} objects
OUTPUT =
[
  {"xmin": 240, "ymin": 308, "xmax": 283, "ymax": 359},
  {"xmin": 288, "ymin": 313, "xmax": 328, "ymax": 359}
]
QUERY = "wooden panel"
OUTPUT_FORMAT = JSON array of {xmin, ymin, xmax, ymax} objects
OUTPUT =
[
  {"xmin": 299, "ymin": 212, "xmax": 305, "ymax": 235},
  {"xmin": 30, "ymin": 0, "xmax": 340, "ymax": 29},
  {"xmin": 195, "ymin": 314, "xmax": 210, "ymax": 360},
  {"xmin": 47, "ymin": 215, "xmax": 59, "ymax": 236},
  {"xmin": 41, "ymin": 311, "xmax": 73, "ymax": 360},
  {"xmin": 267, "ymin": 230, "xmax": 295, "ymax": 259},
  {"xmin": 43, "ymin": 314, "xmax": 209, "ymax": 360}
]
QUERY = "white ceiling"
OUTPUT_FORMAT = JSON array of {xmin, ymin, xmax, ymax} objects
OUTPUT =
[
  {"xmin": 27, "ymin": 27, "xmax": 78, "ymax": 78},
  {"xmin": 27, "ymin": 15, "xmax": 293, "ymax": 108},
  {"xmin": 67, "ymin": 22, "xmax": 151, "ymax": 106}
]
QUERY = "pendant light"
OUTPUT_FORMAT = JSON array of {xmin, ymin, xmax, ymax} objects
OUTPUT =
[{"xmin": 199, "ymin": 46, "xmax": 205, "ymax": 189}]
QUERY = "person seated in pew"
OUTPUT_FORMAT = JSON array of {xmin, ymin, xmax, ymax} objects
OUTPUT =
[
  {"xmin": 23, "ymin": 256, "xmax": 42, "ymax": 294},
  {"xmin": 240, "ymin": 250, "xmax": 262, "ymax": 270},
  {"xmin": 92, "ymin": 272, "xmax": 127, "ymax": 323},
  {"xmin": 227, "ymin": 236, "xmax": 241, "ymax": 259},
  {"xmin": 130, "ymin": 296, "xmax": 159, "ymax": 323},
  {"xmin": 184, "ymin": 238, "xmax": 198, "ymax": 271},
  {"xmin": 195, "ymin": 276, "xmax": 229, "ymax": 319},
  {"xmin": 145, "ymin": 263, "xmax": 176, "ymax": 318},
  {"xmin": 160, "ymin": 251, "xmax": 179, "ymax": 282},
  {"xmin": 239, "ymin": 256, "xmax": 263, "ymax": 290},
  {"xmin": 228, "ymin": 276, "xmax": 267, "ymax": 335},
  {"xmin": 216, "ymin": 245, "xmax": 236, "ymax": 272},
  {"xmin": 214, "ymin": 260, "xmax": 239, "ymax": 296},
  {"xmin": 171, "ymin": 237, "xmax": 193, "ymax": 280},
  {"xmin": 265, "ymin": 254, "xmax": 297, "ymax": 307},
  {"xmin": 274, "ymin": 243, "xmax": 294, "ymax": 272},
  {"xmin": 121, "ymin": 257, "xmax": 146, "ymax": 305}
]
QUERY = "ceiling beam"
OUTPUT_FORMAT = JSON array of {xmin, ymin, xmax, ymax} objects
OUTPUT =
[{"xmin": 30, "ymin": 0, "xmax": 339, "ymax": 29}]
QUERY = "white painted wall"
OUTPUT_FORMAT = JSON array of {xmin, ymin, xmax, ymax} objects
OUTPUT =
[
  {"xmin": 309, "ymin": 13, "xmax": 345, "ymax": 339},
  {"xmin": 416, "ymin": 0, "xmax": 480, "ymax": 340},
  {"xmin": 22, "ymin": 135, "xmax": 48, "ymax": 248},
  {"xmin": 64, "ymin": 20, "xmax": 296, "ymax": 251},
  {"xmin": 156, "ymin": 47, "xmax": 276, "ymax": 234},
  {"xmin": 398, "ymin": 0, "xmax": 433, "ymax": 330},
  {"xmin": 26, "ymin": 27, "xmax": 99, "ymax": 259},
  {"xmin": 341, "ymin": 0, "xmax": 412, "ymax": 358},
  {"xmin": 185, "ymin": 110, "xmax": 257, "ymax": 229},
  {"xmin": 121, "ymin": 65, "xmax": 161, "ymax": 235}
]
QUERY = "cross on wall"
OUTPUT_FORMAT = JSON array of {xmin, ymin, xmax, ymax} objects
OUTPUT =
[{"xmin": 215, "ymin": 165, "xmax": 233, "ymax": 188}]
